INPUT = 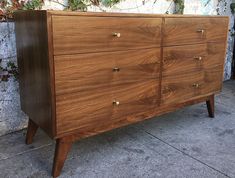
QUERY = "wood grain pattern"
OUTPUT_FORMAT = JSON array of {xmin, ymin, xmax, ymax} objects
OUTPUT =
[
  {"xmin": 56, "ymin": 80, "xmax": 159, "ymax": 135},
  {"xmin": 161, "ymin": 66, "xmax": 223, "ymax": 105},
  {"xmin": 162, "ymin": 43, "xmax": 226, "ymax": 76},
  {"xmin": 55, "ymin": 94, "xmax": 214, "ymax": 139},
  {"xmin": 52, "ymin": 16, "xmax": 162, "ymax": 55},
  {"xmin": 163, "ymin": 17, "xmax": 228, "ymax": 46},
  {"xmin": 54, "ymin": 49, "xmax": 161, "ymax": 95},
  {"xmin": 52, "ymin": 138, "xmax": 73, "ymax": 177},
  {"xmin": 14, "ymin": 10, "xmax": 55, "ymax": 138},
  {"xmin": 161, "ymin": 42, "xmax": 225, "ymax": 105}
]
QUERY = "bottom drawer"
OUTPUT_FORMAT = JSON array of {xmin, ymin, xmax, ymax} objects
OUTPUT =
[
  {"xmin": 56, "ymin": 80, "xmax": 159, "ymax": 135},
  {"xmin": 161, "ymin": 66, "xmax": 223, "ymax": 105}
]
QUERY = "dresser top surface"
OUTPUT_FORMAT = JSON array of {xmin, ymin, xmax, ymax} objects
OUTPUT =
[{"xmin": 14, "ymin": 10, "xmax": 229, "ymax": 19}]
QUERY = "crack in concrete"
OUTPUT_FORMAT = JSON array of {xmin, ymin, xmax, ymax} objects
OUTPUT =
[
  {"xmin": 0, "ymin": 143, "xmax": 53, "ymax": 162},
  {"xmin": 137, "ymin": 127, "xmax": 231, "ymax": 178}
]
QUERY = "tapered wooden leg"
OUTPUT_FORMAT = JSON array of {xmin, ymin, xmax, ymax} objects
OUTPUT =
[
  {"xmin": 206, "ymin": 95, "xmax": 215, "ymax": 118},
  {"xmin": 25, "ymin": 119, "xmax": 39, "ymax": 145},
  {"xmin": 52, "ymin": 138, "xmax": 73, "ymax": 178}
]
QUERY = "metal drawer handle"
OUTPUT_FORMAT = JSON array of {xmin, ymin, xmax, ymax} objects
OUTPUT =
[
  {"xmin": 194, "ymin": 56, "xmax": 203, "ymax": 61},
  {"xmin": 113, "ymin": 100, "xmax": 120, "ymax": 106},
  {"xmin": 113, "ymin": 67, "xmax": 120, "ymax": 72},
  {"xmin": 112, "ymin": 32, "xmax": 121, "ymax": 38},
  {"xmin": 192, "ymin": 83, "xmax": 200, "ymax": 88},
  {"xmin": 196, "ymin": 29, "xmax": 205, "ymax": 35}
]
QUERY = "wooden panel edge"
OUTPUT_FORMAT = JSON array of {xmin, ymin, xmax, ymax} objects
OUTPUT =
[
  {"xmin": 47, "ymin": 11, "xmax": 57, "ymax": 138},
  {"xmin": 47, "ymin": 10, "xmax": 229, "ymax": 18}
]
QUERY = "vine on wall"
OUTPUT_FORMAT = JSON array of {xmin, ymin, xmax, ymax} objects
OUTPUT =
[
  {"xmin": 0, "ymin": 0, "xmax": 124, "ymax": 21},
  {"xmin": 1, "ymin": 0, "xmax": 184, "ymax": 21},
  {"xmin": 174, "ymin": 0, "xmax": 184, "ymax": 14},
  {"xmin": 0, "ymin": 0, "xmax": 44, "ymax": 21},
  {"xmin": 0, "ymin": 60, "xmax": 18, "ymax": 82}
]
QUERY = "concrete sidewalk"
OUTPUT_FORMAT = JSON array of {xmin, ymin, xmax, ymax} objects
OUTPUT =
[{"xmin": 0, "ymin": 80, "xmax": 234, "ymax": 178}]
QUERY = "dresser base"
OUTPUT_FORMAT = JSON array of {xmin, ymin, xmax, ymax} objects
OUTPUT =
[
  {"xmin": 206, "ymin": 95, "xmax": 215, "ymax": 118},
  {"xmin": 52, "ymin": 137, "xmax": 73, "ymax": 177},
  {"xmin": 25, "ymin": 119, "xmax": 39, "ymax": 145},
  {"xmin": 25, "ymin": 94, "xmax": 215, "ymax": 177}
]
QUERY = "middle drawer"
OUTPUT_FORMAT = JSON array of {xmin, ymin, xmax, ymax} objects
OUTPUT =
[{"xmin": 54, "ymin": 48, "xmax": 161, "ymax": 95}]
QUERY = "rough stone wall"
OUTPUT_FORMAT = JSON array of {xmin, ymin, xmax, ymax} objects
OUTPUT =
[
  {"xmin": 0, "ymin": 0, "xmax": 234, "ymax": 136},
  {"xmin": 0, "ymin": 22, "xmax": 27, "ymax": 136},
  {"xmin": 217, "ymin": 0, "xmax": 234, "ymax": 80}
]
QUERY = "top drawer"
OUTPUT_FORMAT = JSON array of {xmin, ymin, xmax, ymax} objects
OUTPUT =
[
  {"xmin": 52, "ymin": 16, "xmax": 162, "ymax": 55},
  {"xmin": 163, "ymin": 17, "xmax": 228, "ymax": 46}
]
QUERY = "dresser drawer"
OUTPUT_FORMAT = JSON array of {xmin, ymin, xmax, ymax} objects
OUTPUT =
[
  {"xmin": 163, "ymin": 17, "xmax": 228, "ymax": 46},
  {"xmin": 52, "ymin": 16, "xmax": 162, "ymax": 55},
  {"xmin": 54, "ymin": 49, "xmax": 161, "ymax": 95},
  {"xmin": 163, "ymin": 43, "xmax": 226, "ymax": 76},
  {"xmin": 161, "ymin": 66, "xmax": 223, "ymax": 105},
  {"xmin": 56, "ymin": 80, "xmax": 159, "ymax": 135}
]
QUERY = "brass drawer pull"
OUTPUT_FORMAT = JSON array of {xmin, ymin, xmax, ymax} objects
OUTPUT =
[
  {"xmin": 113, "ymin": 100, "xmax": 120, "ymax": 106},
  {"xmin": 192, "ymin": 83, "xmax": 200, "ymax": 88},
  {"xmin": 112, "ymin": 32, "xmax": 121, "ymax": 38},
  {"xmin": 196, "ymin": 29, "xmax": 205, "ymax": 35},
  {"xmin": 113, "ymin": 67, "xmax": 120, "ymax": 72},
  {"xmin": 194, "ymin": 56, "xmax": 203, "ymax": 61}
]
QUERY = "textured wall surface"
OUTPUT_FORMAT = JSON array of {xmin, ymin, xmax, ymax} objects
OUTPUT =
[
  {"xmin": 0, "ymin": 22, "xmax": 27, "ymax": 136},
  {"xmin": 217, "ymin": 0, "xmax": 234, "ymax": 80},
  {"xmin": 0, "ymin": 0, "xmax": 234, "ymax": 136}
]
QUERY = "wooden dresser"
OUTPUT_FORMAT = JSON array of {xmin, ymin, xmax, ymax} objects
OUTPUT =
[{"xmin": 14, "ymin": 10, "xmax": 229, "ymax": 177}]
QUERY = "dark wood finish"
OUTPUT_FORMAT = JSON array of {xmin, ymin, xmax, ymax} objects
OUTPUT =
[
  {"xmin": 25, "ymin": 119, "xmax": 39, "ymax": 144},
  {"xmin": 14, "ymin": 10, "xmax": 229, "ymax": 177},
  {"xmin": 206, "ymin": 94, "xmax": 215, "ymax": 118},
  {"xmin": 161, "ymin": 66, "xmax": 223, "ymax": 105},
  {"xmin": 162, "ymin": 43, "xmax": 226, "ymax": 75},
  {"xmin": 52, "ymin": 138, "xmax": 73, "ymax": 178},
  {"xmin": 161, "ymin": 43, "xmax": 226, "ymax": 105},
  {"xmin": 14, "ymin": 11, "xmax": 55, "ymax": 138},
  {"xmin": 55, "ymin": 94, "xmax": 215, "ymax": 141},
  {"xmin": 56, "ymin": 80, "xmax": 159, "ymax": 135},
  {"xmin": 52, "ymin": 16, "xmax": 162, "ymax": 55},
  {"xmin": 54, "ymin": 49, "xmax": 161, "ymax": 95},
  {"xmin": 163, "ymin": 17, "xmax": 229, "ymax": 46}
]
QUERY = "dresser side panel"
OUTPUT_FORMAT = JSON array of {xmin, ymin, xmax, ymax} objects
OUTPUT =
[{"xmin": 14, "ymin": 11, "xmax": 54, "ymax": 138}]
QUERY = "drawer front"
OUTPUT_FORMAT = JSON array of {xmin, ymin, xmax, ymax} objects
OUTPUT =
[
  {"xmin": 54, "ymin": 49, "xmax": 161, "ymax": 95},
  {"xmin": 161, "ymin": 66, "xmax": 223, "ymax": 105},
  {"xmin": 56, "ymin": 80, "xmax": 159, "ymax": 135},
  {"xmin": 163, "ymin": 43, "xmax": 226, "ymax": 76},
  {"xmin": 164, "ymin": 17, "xmax": 228, "ymax": 46},
  {"xmin": 52, "ymin": 16, "xmax": 162, "ymax": 55}
]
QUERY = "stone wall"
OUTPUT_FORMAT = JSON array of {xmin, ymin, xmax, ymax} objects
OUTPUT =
[
  {"xmin": 0, "ymin": 22, "xmax": 27, "ymax": 136},
  {"xmin": 217, "ymin": 0, "xmax": 234, "ymax": 80},
  {"xmin": 0, "ymin": 0, "xmax": 234, "ymax": 136}
]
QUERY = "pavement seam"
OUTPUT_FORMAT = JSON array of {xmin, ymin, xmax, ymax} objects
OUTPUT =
[
  {"xmin": 138, "ymin": 127, "xmax": 231, "ymax": 178},
  {"xmin": 0, "ymin": 128, "xmax": 26, "ymax": 138},
  {"xmin": 0, "ymin": 143, "xmax": 53, "ymax": 162}
]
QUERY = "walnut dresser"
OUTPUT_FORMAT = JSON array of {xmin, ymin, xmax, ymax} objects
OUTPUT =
[{"xmin": 14, "ymin": 10, "xmax": 229, "ymax": 177}]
